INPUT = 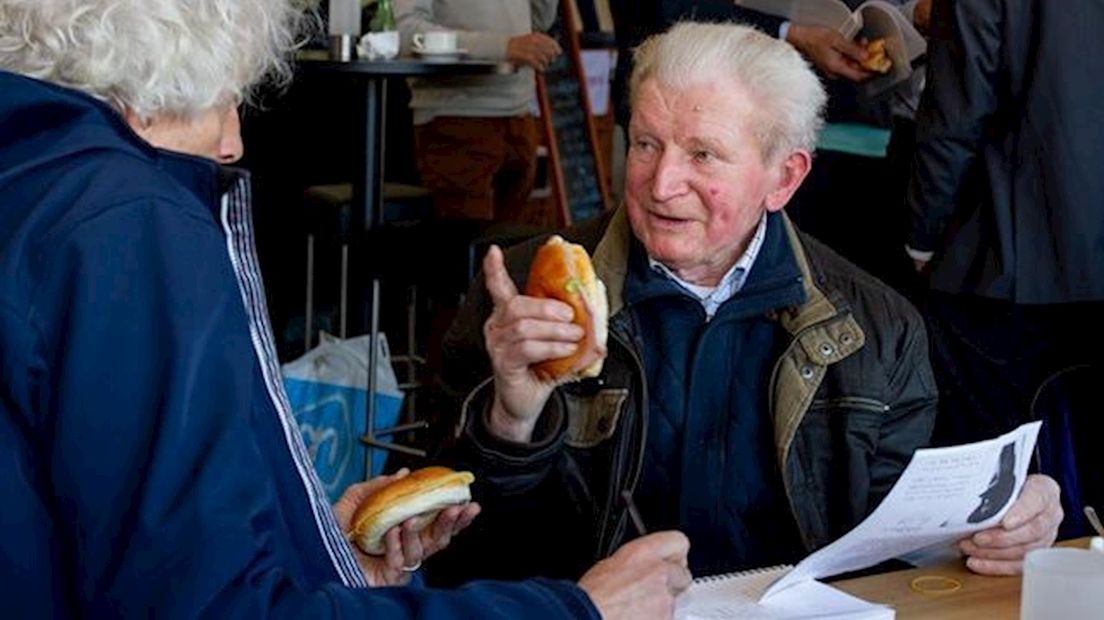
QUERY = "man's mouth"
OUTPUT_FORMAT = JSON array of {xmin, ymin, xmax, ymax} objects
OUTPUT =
[{"xmin": 650, "ymin": 211, "xmax": 691, "ymax": 225}]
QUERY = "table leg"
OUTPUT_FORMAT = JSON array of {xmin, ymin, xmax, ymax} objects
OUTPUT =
[
  {"xmin": 356, "ymin": 77, "xmax": 387, "ymax": 230},
  {"xmin": 358, "ymin": 77, "xmax": 386, "ymax": 477},
  {"xmin": 357, "ymin": 77, "xmax": 429, "ymax": 474}
]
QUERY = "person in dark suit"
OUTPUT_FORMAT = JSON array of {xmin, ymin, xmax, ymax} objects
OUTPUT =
[{"xmin": 908, "ymin": 0, "xmax": 1104, "ymax": 450}]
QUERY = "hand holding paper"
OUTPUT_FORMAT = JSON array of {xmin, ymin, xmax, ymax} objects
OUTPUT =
[
  {"xmin": 763, "ymin": 421, "xmax": 1044, "ymax": 600},
  {"xmin": 676, "ymin": 423, "xmax": 1048, "ymax": 618},
  {"xmin": 959, "ymin": 474, "xmax": 1063, "ymax": 575}
]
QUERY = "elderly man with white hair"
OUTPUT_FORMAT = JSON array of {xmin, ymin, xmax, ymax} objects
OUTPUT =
[
  {"xmin": 0, "ymin": 1, "xmax": 694, "ymax": 617},
  {"xmin": 428, "ymin": 21, "xmax": 1063, "ymax": 586}
]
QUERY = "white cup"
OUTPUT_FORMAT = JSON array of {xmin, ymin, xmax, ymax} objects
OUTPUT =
[
  {"xmin": 357, "ymin": 31, "xmax": 399, "ymax": 60},
  {"xmin": 1020, "ymin": 547, "xmax": 1104, "ymax": 620},
  {"xmin": 412, "ymin": 31, "xmax": 458, "ymax": 54}
]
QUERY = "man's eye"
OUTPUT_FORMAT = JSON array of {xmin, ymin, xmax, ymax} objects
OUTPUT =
[
  {"xmin": 692, "ymin": 150, "xmax": 713, "ymax": 163},
  {"xmin": 634, "ymin": 140, "xmax": 655, "ymax": 152}
]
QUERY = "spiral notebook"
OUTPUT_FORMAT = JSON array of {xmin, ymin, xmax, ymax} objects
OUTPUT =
[{"xmin": 675, "ymin": 565, "xmax": 893, "ymax": 620}]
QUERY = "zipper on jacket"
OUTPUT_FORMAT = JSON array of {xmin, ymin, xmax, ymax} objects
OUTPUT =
[
  {"xmin": 596, "ymin": 325, "xmax": 649, "ymax": 559},
  {"xmin": 809, "ymin": 396, "xmax": 890, "ymax": 413}
]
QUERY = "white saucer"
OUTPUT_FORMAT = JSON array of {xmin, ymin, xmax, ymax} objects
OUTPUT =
[{"xmin": 413, "ymin": 48, "xmax": 468, "ymax": 61}]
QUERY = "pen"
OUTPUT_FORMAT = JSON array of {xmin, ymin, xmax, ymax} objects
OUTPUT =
[{"xmin": 621, "ymin": 490, "xmax": 648, "ymax": 536}]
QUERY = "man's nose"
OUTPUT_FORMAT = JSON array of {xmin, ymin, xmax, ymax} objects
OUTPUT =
[{"xmin": 651, "ymin": 151, "xmax": 688, "ymax": 202}]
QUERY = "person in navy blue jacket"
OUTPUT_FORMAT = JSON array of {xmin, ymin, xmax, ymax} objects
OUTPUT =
[{"xmin": 0, "ymin": 1, "xmax": 692, "ymax": 617}]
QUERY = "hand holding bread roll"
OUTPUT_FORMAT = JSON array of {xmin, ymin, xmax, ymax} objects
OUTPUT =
[
  {"xmin": 481, "ymin": 239, "xmax": 608, "ymax": 443},
  {"xmin": 349, "ymin": 467, "xmax": 476, "ymax": 556},
  {"xmin": 524, "ymin": 236, "xmax": 608, "ymax": 382}
]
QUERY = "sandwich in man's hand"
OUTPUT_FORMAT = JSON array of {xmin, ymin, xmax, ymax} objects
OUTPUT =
[
  {"xmin": 350, "ymin": 466, "xmax": 476, "ymax": 555},
  {"xmin": 524, "ymin": 235, "xmax": 609, "ymax": 382}
]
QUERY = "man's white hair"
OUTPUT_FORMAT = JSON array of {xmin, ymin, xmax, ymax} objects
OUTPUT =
[
  {"xmin": 0, "ymin": 0, "xmax": 307, "ymax": 119},
  {"xmin": 630, "ymin": 21, "xmax": 827, "ymax": 161}
]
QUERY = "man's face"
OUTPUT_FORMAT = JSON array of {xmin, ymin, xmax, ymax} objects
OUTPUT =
[{"xmin": 625, "ymin": 78, "xmax": 802, "ymax": 285}]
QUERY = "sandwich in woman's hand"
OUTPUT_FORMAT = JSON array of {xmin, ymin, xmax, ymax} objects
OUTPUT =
[
  {"xmin": 350, "ymin": 467, "xmax": 475, "ymax": 555},
  {"xmin": 524, "ymin": 235, "xmax": 609, "ymax": 382}
]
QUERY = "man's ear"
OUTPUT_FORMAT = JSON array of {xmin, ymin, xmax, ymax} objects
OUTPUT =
[{"xmin": 765, "ymin": 150, "xmax": 812, "ymax": 212}]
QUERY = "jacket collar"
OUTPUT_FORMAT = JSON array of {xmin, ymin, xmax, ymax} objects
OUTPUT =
[
  {"xmin": 593, "ymin": 207, "xmax": 633, "ymax": 318},
  {"xmin": 0, "ymin": 70, "xmax": 232, "ymax": 219}
]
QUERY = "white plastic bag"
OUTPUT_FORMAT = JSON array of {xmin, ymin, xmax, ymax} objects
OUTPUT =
[{"xmin": 282, "ymin": 332, "xmax": 404, "ymax": 501}]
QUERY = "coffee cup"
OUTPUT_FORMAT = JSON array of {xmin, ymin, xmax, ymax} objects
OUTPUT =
[{"xmin": 412, "ymin": 31, "xmax": 458, "ymax": 54}]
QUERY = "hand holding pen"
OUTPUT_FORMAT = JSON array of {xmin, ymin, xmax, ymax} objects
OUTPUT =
[{"xmin": 577, "ymin": 501, "xmax": 693, "ymax": 620}]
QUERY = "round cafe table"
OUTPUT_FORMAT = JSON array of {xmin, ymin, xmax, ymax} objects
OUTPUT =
[{"xmin": 298, "ymin": 54, "xmax": 515, "ymax": 471}]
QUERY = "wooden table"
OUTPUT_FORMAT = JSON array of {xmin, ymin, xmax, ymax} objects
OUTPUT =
[{"xmin": 832, "ymin": 538, "xmax": 1092, "ymax": 618}]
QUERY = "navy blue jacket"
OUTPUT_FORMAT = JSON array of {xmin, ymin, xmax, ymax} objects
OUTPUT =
[
  {"xmin": 622, "ymin": 220, "xmax": 807, "ymax": 577},
  {"xmin": 0, "ymin": 70, "xmax": 597, "ymax": 619}
]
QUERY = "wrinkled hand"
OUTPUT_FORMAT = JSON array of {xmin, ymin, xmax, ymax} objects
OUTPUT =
[
  {"xmin": 959, "ymin": 474, "xmax": 1062, "ymax": 575},
  {"xmin": 482, "ymin": 245, "xmax": 599, "ymax": 443},
  {"xmin": 506, "ymin": 33, "xmax": 562, "ymax": 71},
  {"xmin": 333, "ymin": 469, "xmax": 482, "ymax": 586},
  {"xmin": 785, "ymin": 24, "xmax": 873, "ymax": 82},
  {"xmin": 578, "ymin": 532, "xmax": 692, "ymax": 620}
]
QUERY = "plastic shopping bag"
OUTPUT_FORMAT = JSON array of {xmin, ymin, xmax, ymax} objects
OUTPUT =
[{"xmin": 282, "ymin": 332, "xmax": 403, "ymax": 502}]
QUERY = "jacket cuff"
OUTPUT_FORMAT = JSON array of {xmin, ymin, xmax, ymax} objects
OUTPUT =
[{"xmin": 464, "ymin": 381, "xmax": 567, "ymax": 463}]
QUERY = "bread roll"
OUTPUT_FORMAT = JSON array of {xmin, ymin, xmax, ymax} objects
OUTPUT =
[
  {"xmin": 524, "ymin": 235, "xmax": 609, "ymax": 381},
  {"xmin": 861, "ymin": 38, "xmax": 893, "ymax": 74},
  {"xmin": 350, "ymin": 467, "xmax": 475, "ymax": 556}
]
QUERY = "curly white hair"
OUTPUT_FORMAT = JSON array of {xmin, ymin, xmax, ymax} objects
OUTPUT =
[{"xmin": 0, "ymin": 0, "xmax": 308, "ymax": 119}]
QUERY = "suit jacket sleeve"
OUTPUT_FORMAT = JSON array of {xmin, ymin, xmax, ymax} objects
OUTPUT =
[{"xmin": 906, "ymin": 0, "xmax": 1004, "ymax": 252}]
